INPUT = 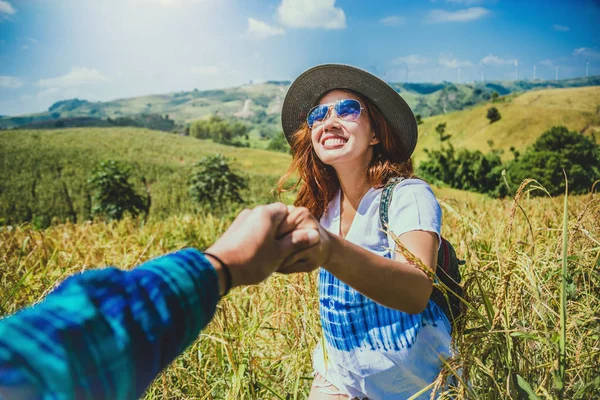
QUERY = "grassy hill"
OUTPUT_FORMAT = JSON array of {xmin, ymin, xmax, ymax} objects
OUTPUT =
[
  {"xmin": 0, "ymin": 128, "xmax": 294, "ymax": 226},
  {"xmin": 1, "ymin": 85, "xmax": 597, "ymax": 225},
  {"xmin": 1, "ymin": 76, "xmax": 599, "ymax": 130},
  {"xmin": 414, "ymin": 86, "xmax": 600, "ymax": 162}
]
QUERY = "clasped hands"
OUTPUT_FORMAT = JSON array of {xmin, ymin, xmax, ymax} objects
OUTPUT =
[{"xmin": 205, "ymin": 203, "xmax": 332, "ymax": 294}]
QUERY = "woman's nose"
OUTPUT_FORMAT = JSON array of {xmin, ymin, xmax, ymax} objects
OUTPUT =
[{"xmin": 322, "ymin": 106, "xmax": 341, "ymax": 131}]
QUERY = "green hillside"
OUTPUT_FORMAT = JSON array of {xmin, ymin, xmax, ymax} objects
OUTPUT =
[
  {"xmin": 1, "ymin": 76, "xmax": 599, "ymax": 130},
  {"xmin": 414, "ymin": 86, "xmax": 600, "ymax": 162},
  {"xmin": 0, "ymin": 128, "xmax": 293, "ymax": 226}
]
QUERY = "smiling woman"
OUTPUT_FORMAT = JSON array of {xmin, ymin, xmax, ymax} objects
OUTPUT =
[{"xmin": 277, "ymin": 64, "xmax": 449, "ymax": 400}]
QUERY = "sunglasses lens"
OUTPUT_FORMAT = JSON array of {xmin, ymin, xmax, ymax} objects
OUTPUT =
[
  {"xmin": 307, "ymin": 105, "xmax": 330, "ymax": 128},
  {"xmin": 335, "ymin": 99, "xmax": 361, "ymax": 121}
]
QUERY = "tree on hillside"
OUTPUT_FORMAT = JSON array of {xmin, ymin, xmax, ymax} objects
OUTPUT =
[
  {"xmin": 189, "ymin": 115, "xmax": 248, "ymax": 145},
  {"xmin": 487, "ymin": 107, "xmax": 501, "ymax": 123},
  {"xmin": 435, "ymin": 122, "xmax": 451, "ymax": 141},
  {"xmin": 87, "ymin": 160, "xmax": 149, "ymax": 220},
  {"xmin": 189, "ymin": 154, "xmax": 248, "ymax": 211},
  {"xmin": 506, "ymin": 126, "xmax": 600, "ymax": 196},
  {"xmin": 267, "ymin": 132, "xmax": 290, "ymax": 153},
  {"xmin": 418, "ymin": 143, "xmax": 506, "ymax": 197},
  {"xmin": 491, "ymin": 91, "xmax": 499, "ymax": 102},
  {"xmin": 415, "ymin": 114, "xmax": 423, "ymax": 125}
]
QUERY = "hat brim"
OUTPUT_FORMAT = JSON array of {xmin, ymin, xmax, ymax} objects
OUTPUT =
[{"xmin": 281, "ymin": 64, "xmax": 417, "ymax": 161}]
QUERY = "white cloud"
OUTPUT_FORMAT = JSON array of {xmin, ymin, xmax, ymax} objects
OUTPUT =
[
  {"xmin": 189, "ymin": 64, "xmax": 237, "ymax": 77},
  {"xmin": 189, "ymin": 66, "xmax": 220, "ymax": 75},
  {"xmin": 393, "ymin": 55, "xmax": 429, "ymax": 66},
  {"xmin": 277, "ymin": 0, "xmax": 346, "ymax": 30},
  {"xmin": 18, "ymin": 37, "xmax": 39, "ymax": 51},
  {"xmin": 480, "ymin": 54, "xmax": 514, "ymax": 66},
  {"xmin": 552, "ymin": 24, "xmax": 569, "ymax": 32},
  {"xmin": 381, "ymin": 16, "xmax": 406, "ymax": 26},
  {"xmin": 38, "ymin": 67, "xmax": 113, "ymax": 88},
  {"xmin": 438, "ymin": 54, "xmax": 472, "ymax": 68},
  {"xmin": 539, "ymin": 59, "xmax": 554, "ymax": 67},
  {"xmin": 135, "ymin": 0, "xmax": 206, "ymax": 5},
  {"xmin": 446, "ymin": 0, "xmax": 484, "ymax": 5},
  {"xmin": 0, "ymin": 0, "xmax": 16, "ymax": 17},
  {"xmin": 36, "ymin": 87, "xmax": 60, "ymax": 99},
  {"xmin": 573, "ymin": 47, "xmax": 600, "ymax": 60},
  {"xmin": 246, "ymin": 18, "xmax": 285, "ymax": 39},
  {"xmin": 0, "ymin": 76, "xmax": 23, "ymax": 88},
  {"xmin": 21, "ymin": 37, "xmax": 38, "ymax": 45},
  {"xmin": 427, "ymin": 7, "xmax": 489, "ymax": 23}
]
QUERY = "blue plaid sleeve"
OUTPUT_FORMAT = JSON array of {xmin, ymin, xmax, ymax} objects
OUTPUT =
[{"xmin": 0, "ymin": 248, "xmax": 220, "ymax": 400}]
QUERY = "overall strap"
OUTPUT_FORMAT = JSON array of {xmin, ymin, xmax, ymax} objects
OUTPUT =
[{"xmin": 379, "ymin": 177, "xmax": 405, "ymax": 233}]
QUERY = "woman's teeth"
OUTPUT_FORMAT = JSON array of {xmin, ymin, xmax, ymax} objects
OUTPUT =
[{"xmin": 323, "ymin": 138, "xmax": 346, "ymax": 146}]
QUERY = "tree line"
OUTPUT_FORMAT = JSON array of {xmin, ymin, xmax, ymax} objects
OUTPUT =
[{"xmin": 418, "ymin": 125, "xmax": 600, "ymax": 197}]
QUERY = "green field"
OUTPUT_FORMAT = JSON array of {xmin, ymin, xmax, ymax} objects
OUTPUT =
[{"xmin": 0, "ymin": 127, "xmax": 294, "ymax": 225}]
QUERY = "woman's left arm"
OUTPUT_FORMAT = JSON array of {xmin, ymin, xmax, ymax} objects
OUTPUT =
[
  {"xmin": 325, "ymin": 230, "xmax": 437, "ymax": 313},
  {"xmin": 279, "ymin": 183, "xmax": 441, "ymax": 313},
  {"xmin": 278, "ymin": 210, "xmax": 438, "ymax": 314}
]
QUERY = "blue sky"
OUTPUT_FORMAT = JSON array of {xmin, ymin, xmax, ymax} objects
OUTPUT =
[{"xmin": 0, "ymin": 0, "xmax": 598, "ymax": 116}]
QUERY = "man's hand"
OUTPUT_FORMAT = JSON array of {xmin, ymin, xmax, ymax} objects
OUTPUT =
[
  {"xmin": 276, "ymin": 206, "xmax": 333, "ymax": 274},
  {"xmin": 206, "ymin": 203, "xmax": 320, "ymax": 292}
]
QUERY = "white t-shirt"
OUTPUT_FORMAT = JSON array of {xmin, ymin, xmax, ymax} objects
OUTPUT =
[{"xmin": 313, "ymin": 178, "xmax": 451, "ymax": 399}]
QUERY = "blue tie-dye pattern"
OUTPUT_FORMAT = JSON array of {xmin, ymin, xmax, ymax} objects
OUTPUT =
[{"xmin": 319, "ymin": 268, "xmax": 449, "ymax": 352}]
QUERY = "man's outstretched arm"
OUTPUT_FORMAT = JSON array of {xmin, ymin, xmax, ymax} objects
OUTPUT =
[
  {"xmin": 0, "ymin": 248, "xmax": 220, "ymax": 400},
  {"xmin": 0, "ymin": 203, "xmax": 320, "ymax": 400}
]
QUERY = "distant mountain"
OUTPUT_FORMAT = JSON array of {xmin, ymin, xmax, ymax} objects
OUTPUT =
[{"xmin": 1, "ymin": 76, "xmax": 598, "ymax": 130}]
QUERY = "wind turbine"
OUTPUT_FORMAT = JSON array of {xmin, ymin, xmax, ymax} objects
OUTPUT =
[
  {"xmin": 514, "ymin": 60, "xmax": 519, "ymax": 80},
  {"xmin": 586, "ymin": 59, "xmax": 589, "ymax": 77},
  {"xmin": 555, "ymin": 64, "xmax": 559, "ymax": 81},
  {"xmin": 401, "ymin": 62, "xmax": 409, "ymax": 82},
  {"xmin": 533, "ymin": 64, "xmax": 537, "ymax": 80}
]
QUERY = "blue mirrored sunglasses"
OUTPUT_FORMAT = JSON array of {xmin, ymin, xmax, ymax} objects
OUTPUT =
[{"xmin": 307, "ymin": 99, "xmax": 364, "ymax": 129}]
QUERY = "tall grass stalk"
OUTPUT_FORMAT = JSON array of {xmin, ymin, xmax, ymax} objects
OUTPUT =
[{"xmin": 558, "ymin": 172, "xmax": 568, "ymax": 398}]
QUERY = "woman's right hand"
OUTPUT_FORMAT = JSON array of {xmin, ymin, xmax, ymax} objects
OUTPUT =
[{"xmin": 275, "ymin": 206, "xmax": 333, "ymax": 274}]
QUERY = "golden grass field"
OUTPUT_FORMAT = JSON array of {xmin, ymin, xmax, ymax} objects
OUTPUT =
[{"xmin": 1, "ymin": 183, "xmax": 598, "ymax": 399}]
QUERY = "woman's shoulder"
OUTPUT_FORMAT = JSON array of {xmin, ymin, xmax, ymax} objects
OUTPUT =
[
  {"xmin": 390, "ymin": 178, "xmax": 441, "ymax": 212},
  {"xmin": 387, "ymin": 178, "xmax": 443, "ymax": 233},
  {"xmin": 394, "ymin": 178, "xmax": 436, "ymax": 196}
]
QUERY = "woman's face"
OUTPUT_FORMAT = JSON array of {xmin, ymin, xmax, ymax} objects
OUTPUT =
[{"xmin": 310, "ymin": 90, "xmax": 379, "ymax": 169}]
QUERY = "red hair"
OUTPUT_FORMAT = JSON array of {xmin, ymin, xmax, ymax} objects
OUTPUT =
[{"xmin": 277, "ymin": 92, "xmax": 415, "ymax": 219}]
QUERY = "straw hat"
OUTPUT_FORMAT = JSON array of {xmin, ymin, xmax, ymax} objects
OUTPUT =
[{"xmin": 281, "ymin": 63, "xmax": 418, "ymax": 161}]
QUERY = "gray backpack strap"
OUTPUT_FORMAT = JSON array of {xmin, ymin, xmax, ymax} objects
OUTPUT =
[{"xmin": 379, "ymin": 177, "xmax": 405, "ymax": 248}]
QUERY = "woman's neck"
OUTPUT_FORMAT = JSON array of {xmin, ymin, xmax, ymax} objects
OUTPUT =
[{"xmin": 335, "ymin": 163, "xmax": 372, "ymax": 211}]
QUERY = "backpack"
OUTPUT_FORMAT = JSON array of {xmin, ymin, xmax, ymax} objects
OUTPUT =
[{"xmin": 379, "ymin": 177, "xmax": 464, "ymax": 325}]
